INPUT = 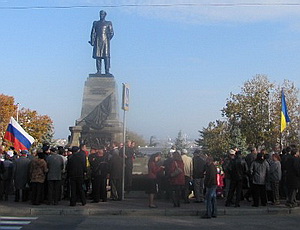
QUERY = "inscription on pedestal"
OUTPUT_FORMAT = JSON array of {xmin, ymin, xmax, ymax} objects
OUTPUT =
[{"xmin": 90, "ymin": 89, "xmax": 109, "ymax": 95}]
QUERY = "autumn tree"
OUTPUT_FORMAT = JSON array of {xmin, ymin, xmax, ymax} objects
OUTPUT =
[
  {"xmin": 18, "ymin": 108, "xmax": 53, "ymax": 148},
  {"xmin": 0, "ymin": 94, "xmax": 54, "ymax": 148},
  {"xmin": 0, "ymin": 94, "xmax": 17, "ymax": 138}
]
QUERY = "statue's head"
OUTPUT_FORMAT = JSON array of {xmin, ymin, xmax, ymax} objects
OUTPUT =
[{"xmin": 100, "ymin": 10, "xmax": 107, "ymax": 20}]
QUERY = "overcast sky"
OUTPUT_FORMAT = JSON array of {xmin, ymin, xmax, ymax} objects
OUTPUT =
[{"xmin": 1, "ymin": 0, "xmax": 300, "ymax": 142}]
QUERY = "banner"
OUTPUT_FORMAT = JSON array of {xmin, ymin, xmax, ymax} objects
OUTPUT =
[{"xmin": 122, "ymin": 83, "xmax": 130, "ymax": 111}]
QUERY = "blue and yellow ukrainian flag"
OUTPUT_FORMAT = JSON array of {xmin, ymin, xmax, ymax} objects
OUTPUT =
[{"xmin": 281, "ymin": 90, "xmax": 291, "ymax": 132}]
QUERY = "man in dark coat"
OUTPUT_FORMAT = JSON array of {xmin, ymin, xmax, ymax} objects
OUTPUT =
[
  {"xmin": 192, "ymin": 150, "xmax": 206, "ymax": 203},
  {"xmin": 89, "ymin": 145, "xmax": 109, "ymax": 203},
  {"xmin": 46, "ymin": 147, "xmax": 64, "ymax": 205},
  {"xmin": 244, "ymin": 147, "xmax": 258, "ymax": 201},
  {"xmin": 1, "ymin": 153, "xmax": 13, "ymax": 201},
  {"xmin": 202, "ymin": 156, "xmax": 217, "ymax": 219},
  {"xmin": 13, "ymin": 150, "xmax": 31, "ymax": 202},
  {"xmin": 0, "ymin": 160, "xmax": 5, "ymax": 200},
  {"xmin": 67, "ymin": 146, "xmax": 87, "ymax": 206},
  {"xmin": 225, "ymin": 151, "xmax": 248, "ymax": 207},
  {"xmin": 120, "ymin": 140, "xmax": 134, "ymax": 193},
  {"xmin": 109, "ymin": 142, "xmax": 123, "ymax": 201},
  {"xmin": 285, "ymin": 148, "xmax": 300, "ymax": 208}
]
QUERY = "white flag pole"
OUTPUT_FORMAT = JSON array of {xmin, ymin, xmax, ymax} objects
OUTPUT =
[{"xmin": 121, "ymin": 83, "xmax": 129, "ymax": 200}]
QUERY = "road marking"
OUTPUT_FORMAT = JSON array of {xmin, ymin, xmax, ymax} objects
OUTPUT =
[{"xmin": 0, "ymin": 216, "xmax": 38, "ymax": 230}]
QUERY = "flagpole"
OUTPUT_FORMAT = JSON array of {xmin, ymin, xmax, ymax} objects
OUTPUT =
[
  {"xmin": 121, "ymin": 83, "xmax": 129, "ymax": 201},
  {"xmin": 122, "ymin": 109, "xmax": 126, "ymax": 200},
  {"xmin": 280, "ymin": 131, "xmax": 283, "ymax": 151},
  {"xmin": 280, "ymin": 88, "xmax": 291, "ymax": 150},
  {"xmin": 16, "ymin": 103, "xmax": 20, "ymax": 122}
]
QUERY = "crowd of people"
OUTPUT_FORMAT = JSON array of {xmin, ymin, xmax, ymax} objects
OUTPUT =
[
  {"xmin": 1, "ymin": 141, "xmax": 299, "ymax": 219},
  {"xmin": 145, "ymin": 144, "xmax": 300, "ymax": 218},
  {"xmin": 146, "ymin": 148, "xmax": 217, "ymax": 218},
  {"xmin": 0, "ymin": 140, "xmax": 136, "ymax": 207},
  {"xmin": 222, "ymin": 145, "xmax": 300, "ymax": 208}
]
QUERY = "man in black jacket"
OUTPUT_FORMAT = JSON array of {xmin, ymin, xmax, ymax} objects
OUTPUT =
[
  {"xmin": 285, "ymin": 148, "xmax": 300, "ymax": 208},
  {"xmin": 192, "ymin": 150, "xmax": 206, "ymax": 203},
  {"xmin": 67, "ymin": 146, "xmax": 87, "ymax": 206},
  {"xmin": 109, "ymin": 142, "xmax": 123, "ymax": 201},
  {"xmin": 202, "ymin": 156, "xmax": 217, "ymax": 219},
  {"xmin": 89, "ymin": 145, "xmax": 109, "ymax": 203},
  {"xmin": 120, "ymin": 140, "xmax": 134, "ymax": 193},
  {"xmin": 225, "ymin": 151, "xmax": 248, "ymax": 207}
]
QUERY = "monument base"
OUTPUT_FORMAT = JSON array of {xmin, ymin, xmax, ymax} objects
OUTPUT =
[{"xmin": 68, "ymin": 73, "xmax": 123, "ymax": 148}]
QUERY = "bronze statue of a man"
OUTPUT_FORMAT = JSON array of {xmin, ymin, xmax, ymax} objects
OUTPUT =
[{"xmin": 89, "ymin": 10, "xmax": 114, "ymax": 74}]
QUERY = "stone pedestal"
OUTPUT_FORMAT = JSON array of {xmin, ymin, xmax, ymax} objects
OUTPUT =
[
  {"xmin": 69, "ymin": 74, "xmax": 123, "ymax": 147},
  {"xmin": 68, "ymin": 126, "xmax": 82, "ymax": 147}
]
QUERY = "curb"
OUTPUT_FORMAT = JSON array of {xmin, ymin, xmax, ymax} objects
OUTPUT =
[{"xmin": 1, "ymin": 206, "xmax": 299, "ymax": 216}]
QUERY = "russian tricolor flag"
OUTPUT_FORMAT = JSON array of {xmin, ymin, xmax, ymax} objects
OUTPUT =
[{"xmin": 4, "ymin": 117, "xmax": 34, "ymax": 151}]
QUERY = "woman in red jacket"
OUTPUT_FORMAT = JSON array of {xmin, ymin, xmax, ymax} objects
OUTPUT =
[
  {"xmin": 169, "ymin": 151, "xmax": 185, "ymax": 207},
  {"xmin": 147, "ymin": 152, "xmax": 164, "ymax": 208}
]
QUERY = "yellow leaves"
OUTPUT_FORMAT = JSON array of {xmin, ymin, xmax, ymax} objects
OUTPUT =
[
  {"xmin": 18, "ymin": 108, "xmax": 53, "ymax": 147},
  {"xmin": 0, "ymin": 94, "xmax": 17, "ymax": 137},
  {"xmin": 0, "ymin": 94, "xmax": 53, "ymax": 147}
]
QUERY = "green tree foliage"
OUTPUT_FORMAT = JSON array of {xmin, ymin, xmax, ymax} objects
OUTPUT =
[
  {"xmin": 278, "ymin": 80, "xmax": 300, "ymax": 146},
  {"xmin": 126, "ymin": 130, "xmax": 146, "ymax": 147},
  {"xmin": 223, "ymin": 75, "xmax": 300, "ymax": 148},
  {"xmin": 229, "ymin": 126, "xmax": 247, "ymax": 154},
  {"xmin": 174, "ymin": 130, "xmax": 188, "ymax": 150},
  {"xmin": 222, "ymin": 75, "xmax": 275, "ymax": 147},
  {"xmin": 197, "ymin": 75, "xmax": 300, "ymax": 156},
  {"xmin": 195, "ymin": 120, "xmax": 230, "ymax": 160}
]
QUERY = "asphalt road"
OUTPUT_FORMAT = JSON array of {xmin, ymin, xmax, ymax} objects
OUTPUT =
[{"xmin": 18, "ymin": 214, "xmax": 300, "ymax": 230}]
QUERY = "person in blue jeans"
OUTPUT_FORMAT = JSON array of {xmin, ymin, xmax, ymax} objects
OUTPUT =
[{"xmin": 202, "ymin": 156, "xmax": 217, "ymax": 219}]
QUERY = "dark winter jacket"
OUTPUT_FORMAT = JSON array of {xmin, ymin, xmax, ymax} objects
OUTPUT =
[
  {"xmin": 13, "ymin": 156, "xmax": 31, "ymax": 189},
  {"xmin": 204, "ymin": 163, "xmax": 217, "ymax": 188},
  {"xmin": 228, "ymin": 155, "xmax": 248, "ymax": 181},
  {"xmin": 193, "ymin": 154, "xmax": 206, "ymax": 179},
  {"xmin": 109, "ymin": 152, "xmax": 123, "ymax": 179},
  {"xmin": 46, "ymin": 154, "xmax": 64, "ymax": 180},
  {"xmin": 250, "ymin": 160, "xmax": 269, "ymax": 185},
  {"xmin": 269, "ymin": 161, "xmax": 282, "ymax": 182},
  {"xmin": 286, "ymin": 156, "xmax": 300, "ymax": 189},
  {"xmin": 67, "ymin": 152, "xmax": 87, "ymax": 178}
]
